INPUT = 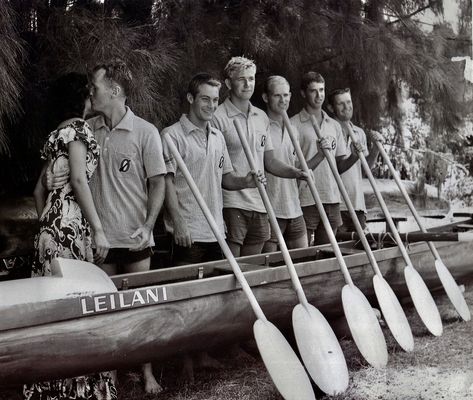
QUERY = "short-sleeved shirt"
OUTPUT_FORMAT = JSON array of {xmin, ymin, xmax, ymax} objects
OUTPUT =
[
  {"xmin": 162, "ymin": 115, "xmax": 233, "ymax": 242},
  {"xmin": 212, "ymin": 98, "xmax": 273, "ymax": 213},
  {"xmin": 339, "ymin": 121, "xmax": 369, "ymax": 212},
  {"xmin": 266, "ymin": 119, "xmax": 303, "ymax": 219},
  {"xmin": 88, "ymin": 107, "xmax": 166, "ymax": 248},
  {"xmin": 290, "ymin": 109, "xmax": 347, "ymax": 206}
]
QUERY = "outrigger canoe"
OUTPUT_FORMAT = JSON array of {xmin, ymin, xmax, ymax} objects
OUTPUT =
[{"xmin": 0, "ymin": 216, "xmax": 472, "ymax": 385}]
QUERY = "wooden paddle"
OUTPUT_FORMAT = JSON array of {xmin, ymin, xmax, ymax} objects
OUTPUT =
[
  {"xmin": 232, "ymin": 119, "xmax": 348, "ymax": 395},
  {"xmin": 373, "ymin": 140, "xmax": 471, "ymax": 321},
  {"xmin": 162, "ymin": 133, "xmax": 316, "ymax": 400},
  {"xmin": 295, "ymin": 114, "xmax": 414, "ymax": 352},
  {"xmin": 278, "ymin": 112, "xmax": 388, "ymax": 368},
  {"xmin": 341, "ymin": 122, "xmax": 443, "ymax": 336}
]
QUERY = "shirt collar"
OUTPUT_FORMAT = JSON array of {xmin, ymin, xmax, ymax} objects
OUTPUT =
[
  {"xmin": 179, "ymin": 114, "xmax": 215, "ymax": 136},
  {"xmin": 223, "ymin": 97, "xmax": 259, "ymax": 118},
  {"xmin": 93, "ymin": 106, "xmax": 134, "ymax": 132},
  {"xmin": 299, "ymin": 107, "xmax": 329, "ymax": 124}
]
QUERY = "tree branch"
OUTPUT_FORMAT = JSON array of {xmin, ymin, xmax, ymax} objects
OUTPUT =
[{"xmin": 387, "ymin": 5, "xmax": 431, "ymax": 25}]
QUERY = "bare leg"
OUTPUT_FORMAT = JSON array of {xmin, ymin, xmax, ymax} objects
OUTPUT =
[
  {"xmin": 306, "ymin": 229, "xmax": 314, "ymax": 246},
  {"xmin": 196, "ymin": 351, "xmax": 224, "ymax": 369},
  {"xmin": 100, "ymin": 263, "xmax": 118, "ymax": 276},
  {"xmin": 181, "ymin": 354, "xmax": 195, "ymax": 384},
  {"xmin": 142, "ymin": 363, "xmax": 162, "ymax": 394},
  {"xmin": 124, "ymin": 257, "xmax": 151, "ymax": 273},
  {"xmin": 262, "ymin": 241, "xmax": 277, "ymax": 253}
]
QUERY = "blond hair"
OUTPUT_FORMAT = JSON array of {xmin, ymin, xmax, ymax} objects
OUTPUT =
[
  {"xmin": 264, "ymin": 75, "xmax": 290, "ymax": 95},
  {"xmin": 224, "ymin": 56, "xmax": 256, "ymax": 79}
]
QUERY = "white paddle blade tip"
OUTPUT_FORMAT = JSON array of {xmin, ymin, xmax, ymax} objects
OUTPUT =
[
  {"xmin": 341, "ymin": 285, "xmax": 388, "ymax": 368},
  {"xmin": 292, "ymin": 304, "xmax": 349, "ymax": 395},
  {"xmin": 253, "ymin": 319, "xmax": 316, "ymax": 400},
  {"xmin": 373, "ymin": 275, "xmax": 414, "ymax": 352},
  {"xmin": 434, "ymin": 259, "xmax": 471, "ymax": 321},
  {"xmin": 404, "ymin": 265, "xmax": 443, "ymax": 336}
]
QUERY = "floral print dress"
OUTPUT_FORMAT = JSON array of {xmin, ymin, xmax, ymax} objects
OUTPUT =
[{"xmin": 24, "ymin": 120, "xmax": 117, "ymax": 400}]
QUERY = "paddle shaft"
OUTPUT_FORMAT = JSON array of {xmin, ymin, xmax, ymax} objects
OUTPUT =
[
  {"xmin": 343, "ymin": 125, "xmax": 412, "ymax": 265},
  {"xmin": 374, "ymin": 141, "xmax": 441, "ymax": 260},
  {"xmin": 308, "ymin": 116, "xmax": 383, "ymax": 277},
  {"xmin": 162, "ymin": 133, "xmax": 267, "ymax": 321},
  {"xmin": 280, "ymin": 112, "xmax": 354, "ymax": 286},
  {"xmin": 232, "ymin": 119, "xmax": 309, "ymax": 307}
]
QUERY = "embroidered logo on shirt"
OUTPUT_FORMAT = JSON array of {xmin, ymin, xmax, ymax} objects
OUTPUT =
[
  {"xmin": 119, "ymin": 159, "xmax": 131, "ymax": 172},
  {"xmin": 218, "ymin": 155, "xmax": 224, "ymax": 168},
  {"xmin": 330, "ymin": 137, "xmax": 336, "ymax": 150},
  {"xmin": 260, "ymin": 135, "xmax": 266, "ymax": 147}
]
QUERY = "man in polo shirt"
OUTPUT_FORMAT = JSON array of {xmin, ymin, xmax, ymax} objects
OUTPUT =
[
  {"xmin": 87, "ymin": 60, "xmax": 166, "ymax": 394},
  {"xmin": 327, "ymin": 87, "xmax": 383, "ymax": 231},
  {"xmin": 163, "ymin": 72, "xmax": 264, "ymax": 266},
  {"xmin": 212, "ymin": 56, "xmax": 306, "ymax": 257},
  {"xmin": 261, "ymin": 76, "xmax": 308, "ymax": 252},
  {"xmin": 291, "ymin": 71, "xmax": 356, "ymax": 245}
]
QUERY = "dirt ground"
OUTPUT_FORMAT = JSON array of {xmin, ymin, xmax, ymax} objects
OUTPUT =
[{"xmin": 1, "ymin": 280, "xmax": 472, "ymax": 400}]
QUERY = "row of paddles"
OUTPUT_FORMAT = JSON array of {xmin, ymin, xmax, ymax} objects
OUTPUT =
[{"xmin": 162, "ymin": 111, "xmax": 470, "ymax": 400}]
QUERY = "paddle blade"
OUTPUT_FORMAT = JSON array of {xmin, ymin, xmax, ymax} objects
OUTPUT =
[
  {"xmin": 292, "ymin": 304, "xmax": 349, "ymax": 395},
  {"xmin": 435, "ymin": 259, "xmax": 471, "ymax": 321},
  {"xmin": 342, "ymin": 285, "xmax": 388, "ymax": 368},
  {"xmin": 253, "ymin": 319, "xmax": 316, "ymax": 400},
  {"xmin": 373, "ymin": 275, "xmax": 414, "ymax": 352},
  {"xmin": 404, "ymin": 265, "xmax": 443, "ymax": 336}
]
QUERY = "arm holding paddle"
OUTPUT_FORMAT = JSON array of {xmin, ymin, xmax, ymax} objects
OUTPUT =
[
  {"xmin": 366, "ymin": 130, "xmax": 383, "ymax": 168},
  {"xmin": 305, "ymin": 137, "xmax": 331, "ymax": 170},
  {"xmin": 264, "ymin": 150, "xmax": 307, "ymax": 179},
  {"xmin": 222, "ymin": 170, "xmax": 267, "ymax": 190}
]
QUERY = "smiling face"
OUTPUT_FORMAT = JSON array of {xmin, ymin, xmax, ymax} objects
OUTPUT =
[
  {"xmin": 265, "ymin": 82, "xmax": 291, "ymax": 115},
  {"xmin": 331, "ymin": 91, "xmax": 353, "ymax": 122},
  {"xmin": 301, "ymin": 81, "xmax": 325, "ymax": 110},
  {"xmin": 225, "ymin": 66, "xmax": 256, "ymax": 101},
  {"xmin": 188, "ymin": 83, "xmax": 220, "ymax": 123}
]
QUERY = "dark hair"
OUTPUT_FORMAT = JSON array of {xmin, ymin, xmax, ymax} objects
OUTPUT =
[
  {"xmin": 187, "ymin": 72, "xmax": 221, "ymax": 98},
  {"xmin": 92, "ymin": 59, "xmax": 133, "ymax": 97},
  {"xmin": 328, "ymin": 88, "xmax": 351, "ymax": 106},
  {"xmin": 48, "ymin": 73, "xmax": 89, "ymax": 126},
  {"xmin": 300, "ymin": 71, "xmax": 325, "ymax": 91}
]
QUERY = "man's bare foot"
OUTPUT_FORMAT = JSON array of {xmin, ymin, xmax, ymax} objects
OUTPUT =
[
  {"xmin": 228, "ymin": 343, "xmax": 255, "ymax": 362},
  {"xmin": 197, "ymin": 351, "xmax": 225, "ymax": 369},
  {"xmin": 142, "ymin": 363, "xmax": 163, "ymax": 394}
]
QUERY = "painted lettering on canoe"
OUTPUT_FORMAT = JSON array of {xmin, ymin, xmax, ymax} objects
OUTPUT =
[{"xmin": 80, "ymin": 287, "xmax": 168, "ymax": 315}]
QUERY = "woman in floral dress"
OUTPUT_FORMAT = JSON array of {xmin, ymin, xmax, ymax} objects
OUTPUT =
[{"xmin": 24, "ymin": 73, "xmax": 116, "ymax": 400}]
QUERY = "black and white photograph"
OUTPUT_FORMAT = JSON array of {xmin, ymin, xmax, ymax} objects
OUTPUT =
[{"xmin": 0, "ymin": 1, "xmax": 472, "ymax": 399}]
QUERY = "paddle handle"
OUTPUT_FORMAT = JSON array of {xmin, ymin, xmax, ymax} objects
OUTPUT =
[
  {"xmin": 280, "ymin": 112, "xmax": 353, "ymax": 286},
  {"xmin": 308, "ymin": 117, "xmax": 382, "ymax": 276},
  {"xmin": 343, "ymin": 125, "xmax": 412, "ymax": 265},
  {"xmin": 232, "ymin": 119, "xmax": 309, "ymax": 307},
  {"xmin": 374, "ymin": 141, "xmax": 441, "ymax": 260},
  {"xmin": 162, "ymin": 133, "xmax": 268, "ymax": 322}
]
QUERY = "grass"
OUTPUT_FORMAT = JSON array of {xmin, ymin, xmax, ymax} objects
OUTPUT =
[{"xmin": 1, "ymin": 284, "xmax": 472, "ymax": 399}]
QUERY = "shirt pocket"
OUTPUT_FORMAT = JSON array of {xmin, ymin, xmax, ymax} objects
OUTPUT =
[{"xmin": 112, "ymin": 150, "xmax": 139, "ymax": 180}]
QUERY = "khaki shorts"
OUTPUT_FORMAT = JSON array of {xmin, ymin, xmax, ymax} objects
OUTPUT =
[
  {"xmin": 223, "ymin": 208, "xmax": 270, "ymax": 246},
  {"xmin": 268, "ymin": 215, "xmax": 307, "ymax": 243}
]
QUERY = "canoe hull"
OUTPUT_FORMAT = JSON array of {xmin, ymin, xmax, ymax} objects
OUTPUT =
[{"xmin": 0, "ymin": 238, "xmax": 472, "ymax": 385}]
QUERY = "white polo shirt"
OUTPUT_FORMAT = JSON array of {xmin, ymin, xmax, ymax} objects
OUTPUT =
[
  {"xmin": 88, "ymin": 107, "xmax": 166, "ymax": 248},
  {"xmin": 290, "ymin": 109, "xmax": 347, "ymax": 206},
  {"xmin": 162, "ymin": 115, "xmax": 233, "ymax": 242},
  {"xmin": 340, "ymin": 121, "xmax": 369, "ymax": 212},
  {"xmin": 266, "ymin": 119, "xmax": 303, "ymax": 219},
  {"xmin": 212, "ymin": 98, "xmax": 273, "ymax": 213}
]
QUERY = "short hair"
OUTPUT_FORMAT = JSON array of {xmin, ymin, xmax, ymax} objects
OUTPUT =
[
  {"xmin": 264, "ymin": 75, "xmax": 290, "ymax": 95},
  {"xmin": 187, "ymin": 73, "xmax": 221, "ymax": 97},
  {"xmin": 300, "ymin": 71, "xmax": 325, "ymax": 91},
  {"xmin": 224, "ymin": 56, "xmax": 256, "ymax": 79},
  {"xmin": 48, "ymin": 73, "xmax": 89, "ymax": 126},
  {"xmin": 328, "ymin": 88, "xmax": 351, "ymax": 106},
  {"xmin": 92, "ymin": 59, "xmax": 133, "ymax": 97}
]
